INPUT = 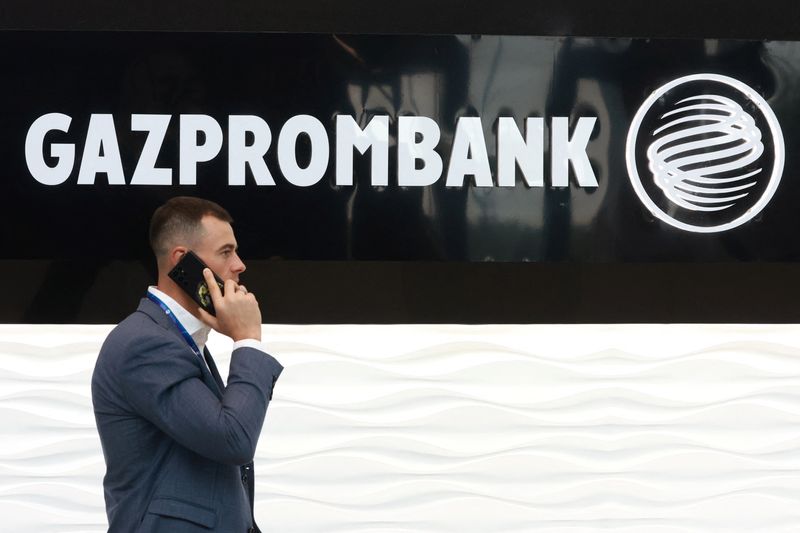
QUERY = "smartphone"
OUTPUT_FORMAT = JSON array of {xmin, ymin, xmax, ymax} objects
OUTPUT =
[{"xmin": 168, "ymin": 251, "xmax": 225, "ymax": 316}]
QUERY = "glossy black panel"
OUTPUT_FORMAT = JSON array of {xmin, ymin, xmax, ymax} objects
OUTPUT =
[
  {"xmin": 4, "ymin": 30, "xmax": 800, "ymax": 323},
  {"xmin": 4, "ymin": 33, "xmax": 800, "ymax": 263},
  {"xmin": 7, "ymin": 260, "xmax": 800, "ymax": 324}
]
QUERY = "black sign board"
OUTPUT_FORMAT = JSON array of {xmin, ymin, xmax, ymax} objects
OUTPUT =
[{"xmin": 4, "ymin": 31, "xmax": 800, "ymax": 323}]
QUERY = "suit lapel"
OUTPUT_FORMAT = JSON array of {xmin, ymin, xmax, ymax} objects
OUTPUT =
[{"xmin": 136, "ymin": 297, "xmax": 224, "ymax": 399}]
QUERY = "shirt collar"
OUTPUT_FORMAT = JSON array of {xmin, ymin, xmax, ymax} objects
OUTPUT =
[{"xmin": 147, "ymin": 286, "xmax": 211, "ymax": 351}]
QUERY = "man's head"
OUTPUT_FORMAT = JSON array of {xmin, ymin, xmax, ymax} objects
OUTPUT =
[{"xmin": 149, "ymin": 196, "xmax": 246, "ymax": 283}]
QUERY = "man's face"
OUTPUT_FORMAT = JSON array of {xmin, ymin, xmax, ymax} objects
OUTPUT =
[{"xmin": 190, "ymin": 215, "xmax": 246, "ymax": 283}]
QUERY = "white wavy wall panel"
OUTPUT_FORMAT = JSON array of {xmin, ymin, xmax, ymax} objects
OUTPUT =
[{"xmin": 2, "ymin": 324, "xmax": 800, "ymax": 532}]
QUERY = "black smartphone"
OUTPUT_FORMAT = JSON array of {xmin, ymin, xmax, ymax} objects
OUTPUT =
[{"xmin": 168, "ymin": 251, "xmax": 225, "ymax": 316}]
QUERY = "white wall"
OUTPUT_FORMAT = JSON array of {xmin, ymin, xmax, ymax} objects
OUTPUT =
[{"xmin": 2, "ymin": 324, "xmax": 800, "ymax": 532}]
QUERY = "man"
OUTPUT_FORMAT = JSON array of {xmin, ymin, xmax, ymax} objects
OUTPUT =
[{"xmin": 92, "ymin": 196, "xmax": 282, "ymax": 532}]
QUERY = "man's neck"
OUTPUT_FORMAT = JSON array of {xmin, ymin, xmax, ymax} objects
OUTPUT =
[{"xmin": 155, "ymin": 275, "xmax": 203, "ymax": 320}]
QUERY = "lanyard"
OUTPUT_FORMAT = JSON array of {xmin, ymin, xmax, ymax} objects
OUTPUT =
[{"xmin": 147, "ymin": 291, "xmax": 203, "ymax": 360}]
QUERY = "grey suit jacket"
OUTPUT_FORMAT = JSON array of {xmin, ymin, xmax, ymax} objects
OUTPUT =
[{"xmin": 92, "ymin": 297, "xmax": 283, "ymax": 532}]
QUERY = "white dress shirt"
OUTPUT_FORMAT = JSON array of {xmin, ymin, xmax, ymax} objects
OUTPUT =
[{"xmin": 147, "ymin": 287, "xmax": 268, "ymax": 377}]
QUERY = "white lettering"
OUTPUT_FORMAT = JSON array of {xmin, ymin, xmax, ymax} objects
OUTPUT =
[
  {"xmin": 179, "ymin": 115, "xmax": 223, "ymax": 185},
  {"xmin": 551, "ymin": 116, "xmax": 598, "ymax": 187},
  {"xmin": 130, "ymin": 114, "xmax": 172, "ymax": 185},
  {"xmin": 229, "ymin": 115, "xmax": 275, "ymax": 186},
  {"xmin": 278, "ymin": 115, "xmax": 329, "ymax": 187},
  {"xmin": 25, "ymin": 113, "xmax": 74, "ymax": 186},
  {"xmin": 336, "ymin": 115, "xmax": 389, "ymax": 186},
  {"xmin": 77, "ymin": 114, "xmax": 125, "ymax": 185},
  {"xmin": 397, "ymin": 116, "xmax": 442, "ymax": 186},
  {"xmin": 497, "ymin": 117, "xmax": 544, "ymax": 187},
  {"xmin": 446, "ymin": 117, "xmax": 492, "ymax": 187},
  {"xmin": 24, "ymin": 112, "xmax": 606, "ymax": 190}
]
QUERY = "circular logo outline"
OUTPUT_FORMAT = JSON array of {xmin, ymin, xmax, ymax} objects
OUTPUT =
[{"xmin": 626, "ymin": 73, "xmax": 785, "ymax": 233}]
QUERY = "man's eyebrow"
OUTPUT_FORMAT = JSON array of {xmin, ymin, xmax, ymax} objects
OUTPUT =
[{"xmin": 216, "ymin": 243, "xmax": 237, "ymax": 252}]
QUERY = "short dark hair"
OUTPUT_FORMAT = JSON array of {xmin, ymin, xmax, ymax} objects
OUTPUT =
[{"xmin": 149, "ymin": 196, "xmax": 233, "ymax": 258}]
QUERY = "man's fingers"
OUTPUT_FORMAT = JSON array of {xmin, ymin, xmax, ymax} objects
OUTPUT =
[
  {"xmin": 197, "ymin": 305, "xmax": 220, "ymax": 329},
  {"xmin": 203, "ymin": 269, "xmax": 223, "ymax": 304},
  {"xmin": 224, "ymin": 278, "xmax": 238, "ymax": 299}
]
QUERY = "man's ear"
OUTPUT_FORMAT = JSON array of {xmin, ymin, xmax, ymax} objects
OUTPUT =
[{"xmin": 168, "ymin": 246, "xmax": 188, "ymax": 269}]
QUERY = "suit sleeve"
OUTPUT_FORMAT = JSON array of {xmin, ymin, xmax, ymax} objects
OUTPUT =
[{"xmin": 117, "ymin": 331, "xmax": 283, "ymax": 465}]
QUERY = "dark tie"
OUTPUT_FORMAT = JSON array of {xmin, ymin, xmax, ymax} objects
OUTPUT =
[{"xmin": 202, "ymin": 347, "xmax": 226, "ymax": 391}]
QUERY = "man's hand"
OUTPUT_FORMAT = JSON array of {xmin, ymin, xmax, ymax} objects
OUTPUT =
[{"xmin": 197, "ymin": 268, "xmax": 262, "ymax": 341}]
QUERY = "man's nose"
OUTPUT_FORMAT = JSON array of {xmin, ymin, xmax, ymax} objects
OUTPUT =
[{"xmin": 232, "ymin": 252, "xmax": 246, "ymax": 273}]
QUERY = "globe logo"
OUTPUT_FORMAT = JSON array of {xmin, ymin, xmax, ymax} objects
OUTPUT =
[{"xmin": 626, "ymin": 74, "xmax": 784, "ymax": 233}]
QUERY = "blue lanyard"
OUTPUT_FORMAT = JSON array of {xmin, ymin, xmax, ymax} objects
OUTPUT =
[{"xmin": 147, "ymin": 291, "xmax": 203, "ymax": 360}]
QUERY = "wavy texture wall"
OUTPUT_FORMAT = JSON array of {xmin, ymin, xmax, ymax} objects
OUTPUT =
[{"xmin": 2, "ymin": 324, "xmax": 800, "ymax": 532}]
